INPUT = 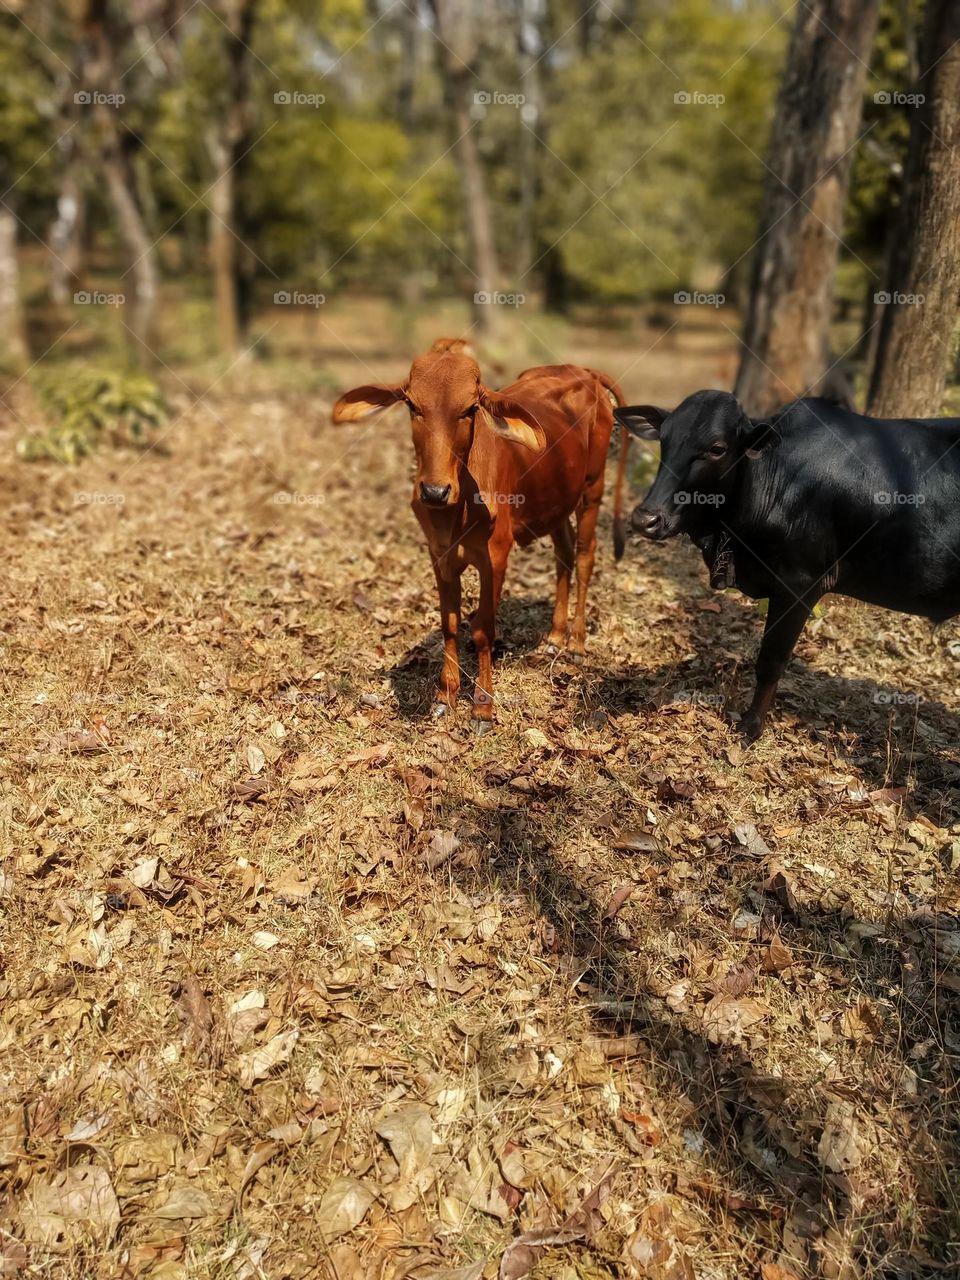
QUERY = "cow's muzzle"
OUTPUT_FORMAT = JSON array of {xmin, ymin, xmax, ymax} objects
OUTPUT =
[
  {"xmin": 420, "ymin": 482, "xmax": 452, "ymax": 506},
  {"xmin": 632, "ymin": 506, "xmax": 672, "ymax": 539}
]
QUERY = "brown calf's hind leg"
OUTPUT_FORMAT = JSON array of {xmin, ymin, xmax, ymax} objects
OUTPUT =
[
  {"xmin": 545, "ymin": 518, "xmax": 575, "ymax": 652},
  {"xmin": 568, "ymin": 492, "xmax": 602, "ymax": 662},
  {"xmin": 433, "ymin": 567, "xmax": 462, "ymax": 718},
  {"xmin": 740, "ymin": 591, "xmax": 816, "ymax": 742}
]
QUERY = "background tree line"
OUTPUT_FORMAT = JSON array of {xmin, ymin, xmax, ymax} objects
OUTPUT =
[{"xmin": 0, "ymin": 0, "xmax": 957, "ymax": 419}]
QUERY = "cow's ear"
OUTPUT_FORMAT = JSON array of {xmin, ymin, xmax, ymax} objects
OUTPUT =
[
  {"xmin": 743, "ymin": 418, "xmax": 779, "ymax": 459},
  {"xmin": 479, "ymin": 387, "xmax": 546, "ymax": 452},
  {"xmin": 430, "ymin": 337, "xmax": 475, "ymax": 357},
  {"xmin": 332, "ymin": 383, "xmax": 405, "ymax": 423},
  {"xmin": 614, "ymin": 404, "xmax": 668, "ymax": 440}
]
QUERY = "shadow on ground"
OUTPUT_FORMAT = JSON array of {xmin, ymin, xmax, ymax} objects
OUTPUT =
[{"xmin": 446, "ymin": 784, "xmax": 960, "ymax": 1276}]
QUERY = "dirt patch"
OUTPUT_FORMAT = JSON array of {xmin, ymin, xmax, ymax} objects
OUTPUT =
[{"xmin": 1, "ymin": 313, "xmax": 958, "ymax": 1277}]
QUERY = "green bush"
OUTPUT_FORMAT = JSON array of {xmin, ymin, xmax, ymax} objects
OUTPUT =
[{"xmin": 18, "ymin": 370, "xmax": 170, "ymax": 464}]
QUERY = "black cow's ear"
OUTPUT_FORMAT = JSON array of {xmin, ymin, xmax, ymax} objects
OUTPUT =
[
  {"xmin": 743, "ymin": 418, "xmax": 779, "ymax": 459},
  {"xmin": 614, "ymin": 404, "xmax": 669, "ymax": 440}
]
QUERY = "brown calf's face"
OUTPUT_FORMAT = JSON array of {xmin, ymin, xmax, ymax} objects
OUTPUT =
[
  {"xmin": 332, "ymin": 348, "xmax": 546, "ymax": 509},
  {"xmin": 406, "ymin": 354, "xmax": 481, "ymax": 506}
]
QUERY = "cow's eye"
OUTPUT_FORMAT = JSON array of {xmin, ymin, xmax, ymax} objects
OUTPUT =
[
  {"xmin": 706, "ymin": 442, "xmax": 727, "ymax": 459},
  {"xmin": 405, "ymin": 399, "xmax": 421, "ymax": 416},
  {"xmin": 463, "ymin": 405, "xmax": 478, "ymax": 419}
]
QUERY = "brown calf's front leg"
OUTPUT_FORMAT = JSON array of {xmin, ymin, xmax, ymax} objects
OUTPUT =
[
  {"xmin": 568, "ymin": 490, "xmax": 602, "ymax": 662},
  {"xmin": 545, "ymin": 518, "xmax": 575, "ymax": 652},
  {"xmin": 432, "ymin": 566, "xmax": 462, "ymax": 719},
  {"xmin": 471, "ymin": 557, "xmax": 498, "ymax": 733},
  {"xmin": 740, "ymin": 591, "xmax": 817, "ymax": 742}
]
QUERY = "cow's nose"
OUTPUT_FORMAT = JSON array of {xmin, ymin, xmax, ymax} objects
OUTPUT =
[
  {"xmin": 420, "ymin": 482, "xmax": 452, "ymax": 506},
  {"xmin": 633, "ymin": 508, "xmax": 665, "ymax": 538}
]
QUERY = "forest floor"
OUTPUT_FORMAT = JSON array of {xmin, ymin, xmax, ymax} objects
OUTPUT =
[{"xmin": 1, "ymin": 300, "xmax": 959, "ymax": 1280}]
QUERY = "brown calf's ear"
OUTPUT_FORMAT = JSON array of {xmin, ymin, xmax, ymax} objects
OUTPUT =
[
  {"xmin": 479, "ymin": 387, "xmax": 546, "ymax": 452},
  {"xmin": 331, "ymin": 383, "xmax": 405, "ymax": 424}
]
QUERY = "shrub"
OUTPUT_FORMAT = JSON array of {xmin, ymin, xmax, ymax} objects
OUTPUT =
[{"xmin": 18, "ymin": 370, "xmax": 169, "ymax": 463}]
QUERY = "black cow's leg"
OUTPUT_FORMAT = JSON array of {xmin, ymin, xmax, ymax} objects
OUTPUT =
[{"xmin": 740, "ymin": 592, "xmax": 816, "ymax": 742}]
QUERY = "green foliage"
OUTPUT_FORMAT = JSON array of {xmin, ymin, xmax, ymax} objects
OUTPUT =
[
  {"xmin": 0, "ymin": 15, "xmax": 58, "ymax": 208},
  {"xmin": 2, "ymin": 0, "xmax": 948, "ymax": 391},
  {"xmin": 19, "ymin": 370, "xmax": 170, "ymax": 464},
  {"xmin": 536, "ymin": 0, "xmax": 788, "ymax": 301},
  {"xmin": 844, "ymin": 0, "xmax": 924, "ymax": 274}
]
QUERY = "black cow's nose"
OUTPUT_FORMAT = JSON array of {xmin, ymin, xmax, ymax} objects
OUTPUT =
[
  {"xmin": 420, "ymin": 482, "xmax": 452, "ymax": 506},
  {"xmin": 633, "ymin": 508, "xmax": 665, "ymax": 538}
]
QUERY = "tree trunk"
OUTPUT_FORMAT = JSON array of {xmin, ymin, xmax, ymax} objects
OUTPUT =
[
  {"xmin": 396, "ymin": 0, "xmax": 420, "ymax": 128},
  {"xmin": 208, "ymin": 134, "xmax": 239, "ymax": 353},
  {"xmin": 514, "ymin": 0, "xmax": 540, "ymax": 281},
  {"xmin": 867, "ymin": 0, "xmax": 960, "ymax": 417},
  {"xmin": 734, "ymin": 0, "xmax": 881, "ymax": 416},
  {"xmin": 207, "ymin": 0, "xmax": 256, "ymax": 354},
  {"xmin": 429, "ymin": 0, "xmax": 500, "ymax": 336},
  {"xmin": 452, "ymin": 78, "xmax": 500, "ymax": 334},
  {"xmin": 540, "ymin": 246, "xmax": 569, "ymax": 313},
  {"xmin": 0, "ymin": 201, "xmax": 28, "ymax": 370},
  {"xmin": 82, "ymin": 0, "xmax": 159, "ymax": 362},
  {"xmin": 48, "ymin": 163, "xmax": 86, "ymax": 306},
  {"xmin": 101, "ymin": 145, "xmax": 159, "ymax": 358}
]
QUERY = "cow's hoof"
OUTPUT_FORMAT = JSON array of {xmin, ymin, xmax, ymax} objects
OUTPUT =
[
  {"xmin": 543, "ymin": 641, "xmax": 561, "ymax": 656},
  {"xmin": 568, "ymin": 650, "xmax": 585, "ymax": 666},
  {"xmin": 432, "ymin": 702, "xmax": 452, "ymax": 720},
  {"xmin": 739, "ymin": 715, "xmax": 764, "ymax": 744},
  {"xmin": 471, "ymin": 718, "xmax": 493, "ymax": 737}
]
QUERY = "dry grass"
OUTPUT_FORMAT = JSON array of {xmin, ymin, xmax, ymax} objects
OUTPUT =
[{"xmin": 1, "ymin": 302, "xmax": 958, "ymax": 1279}]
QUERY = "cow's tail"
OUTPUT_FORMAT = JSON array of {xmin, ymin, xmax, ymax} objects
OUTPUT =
[{"xmin": 591, "ymin": 369, "xmax": 630, "ymax": 562}]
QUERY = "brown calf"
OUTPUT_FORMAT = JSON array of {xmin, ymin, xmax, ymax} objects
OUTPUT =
[{"xmin": 332, "ymin": 343, "xmax": 629, "ymax": 730}]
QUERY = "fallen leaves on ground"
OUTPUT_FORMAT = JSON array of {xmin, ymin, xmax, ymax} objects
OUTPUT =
[{"xmin": 3, "ymin": 342, "xmax": 959, "ymax": 1276}]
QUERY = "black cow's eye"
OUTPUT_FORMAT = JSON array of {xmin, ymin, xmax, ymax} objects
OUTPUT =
[{"xmin": 706, "ymin": 442, "xmax": 727, "ymax": 459}]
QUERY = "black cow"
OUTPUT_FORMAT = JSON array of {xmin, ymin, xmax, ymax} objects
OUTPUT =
[{"xmin": 615, "ymin": 390, "xmax": 960, "ymax": 741}]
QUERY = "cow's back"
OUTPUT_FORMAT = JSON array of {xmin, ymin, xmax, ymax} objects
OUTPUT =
[
  {"xmin": 516, "ymin": 367, "xmax": 612, "ymax": 539},
  {"xmin": 735, "ymin": 399, "xmax": 960, "ymax": 619}
]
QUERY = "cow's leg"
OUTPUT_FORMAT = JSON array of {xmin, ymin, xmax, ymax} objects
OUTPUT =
[
  {"xmin": 471, "ymin": 556, "xmax": 498, "ymax": 733},
  {"xmin": 545, "ymin": 518, "xmax": 575, "ymax": 652},
  {"xmin": 569, "ymin": 489, "xmax": 602, "ymax": 661},
  {"xmin": 432, "ymin": 566, "xmax": 462, "ymax": 718},
  {"xmin": 740, "ymin": 591, "xmax": 816, "ymax": 741}
]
